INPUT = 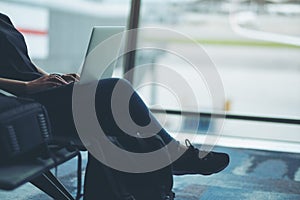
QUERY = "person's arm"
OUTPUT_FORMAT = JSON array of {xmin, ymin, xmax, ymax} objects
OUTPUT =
[
  {"xmin": 0, "ymin": 75, "xmax": 68, "ymax": 96},
  {"xmin": 0, "ymin": 77, "xmax": 26, "ymax": 95},
  {"xmin": 36, "ymin": 66, "xmax": 49, "ymax": 76}
]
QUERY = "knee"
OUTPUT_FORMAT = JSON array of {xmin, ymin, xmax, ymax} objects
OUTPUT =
[
  {"xmin": 111, "ymin": 78, "xmax": 132, "ymax": 88},
  {"xmin": 99, "ymin": 78, "xmax": 131, "ymax": 86},
  {"xmin": 96, "ymin": 78, "xmax": 134, "ymax": 96},
  {"xmin": 99, "ymin": 78, "xmax": 132, "ymax": 90}
]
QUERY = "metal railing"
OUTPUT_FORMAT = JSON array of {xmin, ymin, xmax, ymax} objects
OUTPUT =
[{"xmin": 150, "ymin": 108, "xmax": 300, "ymax": 125}]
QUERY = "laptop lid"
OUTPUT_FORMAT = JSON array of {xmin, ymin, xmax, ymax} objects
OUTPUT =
[{"xmin": 79, "ymin": 26, "xmax": 125, "ymax": 84}]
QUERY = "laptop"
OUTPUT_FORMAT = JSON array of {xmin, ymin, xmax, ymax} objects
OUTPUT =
[
  {"xmin": 53, "ymin": 26, "xmax": 125, "ymax": 147},
  {"xmin": 79, "ymin": 26, "xmax": 125, "ymax": 84}
]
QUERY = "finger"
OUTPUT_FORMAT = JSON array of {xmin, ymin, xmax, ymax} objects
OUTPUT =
[
  {"xmin": 68, "ymin": 73, "xmax": 80, "ymax": 80},
  {"xmin": 61, "ymin": 75, "xmax": 76, "ymax": 83},
  {"xmin": 75, "ymin": 74, "xmax": 80, "ymax": 80},
  {"xmin": 71, "ymin": 73, "xmax": 80, "ymax": 80},
  {"xmin": 64, "ymin": 74, "xmax": 79, "ymax": 82},
  {"xmin": 62, "ymin": 74, "xmax": 76, "ymax": 80},
  {"xmin": 49, "ymin": 76, "xmax": 68, "ymax": 84}
]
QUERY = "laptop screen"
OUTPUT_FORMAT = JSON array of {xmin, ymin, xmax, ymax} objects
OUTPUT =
[{"xmin": 79, "ymin": 26, "xmax": 125, "ymax": 83}]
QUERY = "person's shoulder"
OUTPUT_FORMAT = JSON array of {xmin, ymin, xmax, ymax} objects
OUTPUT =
[
  {"xmin": 0, "ymin": 13, "xmax": 13, "ymax": 43},
  {"xmin": 0, "ymin": 13, "xmax": 13, "ymax": 25}
]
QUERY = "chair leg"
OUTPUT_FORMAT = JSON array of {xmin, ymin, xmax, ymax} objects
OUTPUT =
[
  {"xmin": 30, "ymin": 172, "xmax": 75, "ymax": 200},
  {"xmin": 43, "ymin": 171, "xmax": 75, "ymax": 200}
]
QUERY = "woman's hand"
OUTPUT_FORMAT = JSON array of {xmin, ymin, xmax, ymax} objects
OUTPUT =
[
  {"xmin": 61, "ymin": 73, "xmax": 80, "ymax": 83},
  {"xmin": 0, "ymin": 73, "xmax": 80, "ymax": 96},
  {"xmin": 25, "ymin": 74, "xmax": 69, "ymax": 94}
]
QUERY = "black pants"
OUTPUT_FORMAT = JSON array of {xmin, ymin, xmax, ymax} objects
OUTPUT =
[{"xmin": 28, "ymin": 78, "xmax": 174, "ymax": 198}]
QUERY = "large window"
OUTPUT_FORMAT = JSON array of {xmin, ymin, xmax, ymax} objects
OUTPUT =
[
  {"xmin": 1, "ymin": 0, "xmax": 299, "ymax": 151},
  {"xmin": 132, "ymin": 0, "xmax": 300, "ymax": 150}
]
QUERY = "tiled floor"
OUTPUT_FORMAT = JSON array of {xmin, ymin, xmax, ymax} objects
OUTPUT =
[
  {"xmin": 1, "ymin": 146, "xmax": 300, "ymax": 199},
  {"xmin": 173, "ymin": 147, "xmax": 300, "ymax": 200}
]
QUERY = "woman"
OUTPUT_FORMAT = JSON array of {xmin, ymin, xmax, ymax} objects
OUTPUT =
[{"xmin": 0, "ymin": 12, "xmax": 229, "ymax": 198}]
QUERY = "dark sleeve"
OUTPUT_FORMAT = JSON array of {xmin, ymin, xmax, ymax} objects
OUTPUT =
[{"xmin": 0, "ymin": 13, "xmax": 43, "ymax": 81}]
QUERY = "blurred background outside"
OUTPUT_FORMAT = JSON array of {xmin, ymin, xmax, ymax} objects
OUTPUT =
[{"xmin": 0, "ymin": 0, "xmax": 299, "ymax": 152}]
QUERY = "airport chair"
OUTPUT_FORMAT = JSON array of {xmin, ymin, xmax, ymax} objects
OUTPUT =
[{"xmin": 0, "ymin": 145, "xmax": 81, "ymax": 200}]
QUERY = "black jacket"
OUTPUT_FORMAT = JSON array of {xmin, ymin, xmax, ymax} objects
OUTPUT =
[{"xmin": 0, "ymin": 13, "xmax": 42, "ymax": 81}]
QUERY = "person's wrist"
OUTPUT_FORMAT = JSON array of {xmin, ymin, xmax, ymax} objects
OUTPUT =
[{"xmin": 21, "ymin": 81, "xmax": 29, "ymax": 95}]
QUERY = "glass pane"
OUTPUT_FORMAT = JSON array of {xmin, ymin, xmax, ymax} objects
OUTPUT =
[
  {"xmin": 134, "ymin": 0, "xmax": 300, "ymax": 149},
  {"xmin": 134, "ymin": 0, "xmax": 300, "ymax": 118},
  {"xmin": 0, "ymin": 0, "xmax": 130, "ymax": 75}
]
